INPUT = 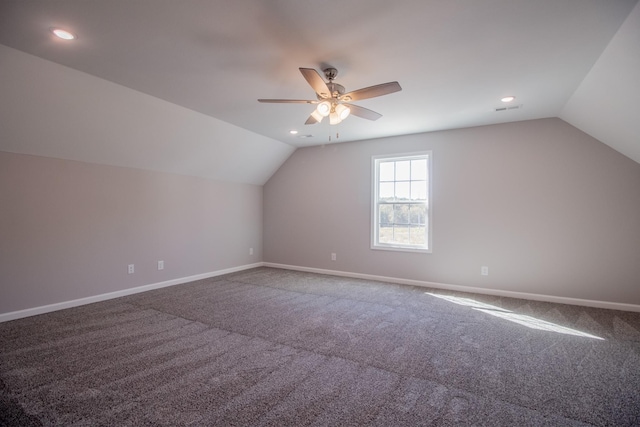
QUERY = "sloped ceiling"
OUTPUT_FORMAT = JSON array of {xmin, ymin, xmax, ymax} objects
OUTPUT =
[
  {"xmin": 0, "ymin": 0, "xmax": 638, "ymax": 182},
  {"xmin": 560, "ymin": 1, "xmax": 640, "ymax": 164},
  {"xmin": 0, "ymin": 44, "xmax": 294, "ymax": 186}
]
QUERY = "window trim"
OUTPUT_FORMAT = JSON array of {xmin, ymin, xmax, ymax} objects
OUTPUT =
[{"xmin": 371, "ymin": 151, "xmax": 432, "ymax": 254}]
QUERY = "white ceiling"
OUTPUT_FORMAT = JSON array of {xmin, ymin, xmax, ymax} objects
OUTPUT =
[
  {"xmin": 560, "ymin": 2, "xmax": 640, "ymax": 164},
  {"xmin": 0, "ymin": 0, "xmax": 638, "ymax": 157}
]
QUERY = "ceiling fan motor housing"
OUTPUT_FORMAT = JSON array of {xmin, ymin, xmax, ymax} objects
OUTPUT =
[{"xmin": 318, "ymin": 82, "xmax": 346, "ymax": 100}]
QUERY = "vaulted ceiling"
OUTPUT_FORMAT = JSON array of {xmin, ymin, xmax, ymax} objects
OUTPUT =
[{"xmin": 1, "ymin": 0, "xmax": 638, "ymax": 170}]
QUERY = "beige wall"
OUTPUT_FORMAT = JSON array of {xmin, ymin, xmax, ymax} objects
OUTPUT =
[
  {"xmin": 0, "ymin": 44, "xmax": 278, "ymax": 317},
  {"xmin": 3, "ymin": 118, "xmax": 639, "ymax": 316},
  {"xmin": 0, "ymin": 151, "xmax": 262, "ymax": 314},
  {"xmin": 264, "ymin": 118, "xmax": 640, "ymax": 306}
]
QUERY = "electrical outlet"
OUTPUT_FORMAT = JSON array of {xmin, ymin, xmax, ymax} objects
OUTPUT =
[
  {"xmin": 249, "ymin": 248, "xmax": 254, "ymax": 255},
  {"xmin": 128, "ymin": 264, "xmax": 135, "ymax": 274},
  {"xmin": 481, "ymin": 266, "xmax": 489, "ymax": 276},
  {"xmin": 158, "ymin": 260, "xmax": 164, "ymax": 270},
  {"xmin": 331, "ymin": 253, "xmax": 337, "ymax": 261}
]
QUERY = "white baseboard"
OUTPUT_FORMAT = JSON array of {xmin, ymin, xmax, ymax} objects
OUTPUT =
[
  {"xmin": 3, "ymin": 261, "xmax": 638, "ymax": 323},
  {"xmin": 264, "ymin": 262, "xmax": 640, "ymax": 313},
  {"xmin": 0, "ymin": 262, "xmax": 265, "ymax": 323}
]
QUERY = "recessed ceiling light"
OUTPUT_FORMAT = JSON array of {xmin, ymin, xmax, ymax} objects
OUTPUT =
[
  {"xmin": 51, "ymin": 28, "xmax": 76, "ymax": 40},
  {"xmin": 289, "ymin": 130, "xmax": 298, "ymax": 135},
  {"xmin": 501, "ymin": 96, "xmax": 515, "ymax": 103},
  {"xmin": 297, "ymin": 134, "xmax": 314, "ymax": 139}
]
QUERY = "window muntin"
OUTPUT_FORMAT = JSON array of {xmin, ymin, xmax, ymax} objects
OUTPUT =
[{"xmin": 372, "ymin": 152, "xmax": 431, "ymax": 252}]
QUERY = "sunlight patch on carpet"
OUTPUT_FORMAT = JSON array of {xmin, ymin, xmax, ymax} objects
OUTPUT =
[{"xmin": 426, "ymin": 293, "xmax": 604, "ymax": 340}]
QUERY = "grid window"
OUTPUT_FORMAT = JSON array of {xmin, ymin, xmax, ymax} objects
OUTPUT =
[{"xmin": 372, "ymin": 152, "xmax": 431, "ymax": 252}]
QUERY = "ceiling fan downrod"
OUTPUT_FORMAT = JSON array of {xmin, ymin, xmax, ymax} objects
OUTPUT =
[{"xmin": 323, "ymin": 67, "xmax": 338, "ymax": 81}]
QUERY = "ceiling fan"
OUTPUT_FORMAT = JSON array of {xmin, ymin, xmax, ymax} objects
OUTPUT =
[{"xmin": 258, "ymin": 67, "xmax": 401, "ymax": 125}]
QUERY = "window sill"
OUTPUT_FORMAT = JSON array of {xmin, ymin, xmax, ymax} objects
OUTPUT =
[{"xmin": 371, "ymin": 245, "xmax": 431, "ymax": 254}]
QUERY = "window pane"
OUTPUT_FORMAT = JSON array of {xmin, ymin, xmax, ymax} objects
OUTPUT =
[
  {"xmin": 409, "ymin": 204, "xmax": 426, "ymax": 225},
  {"xmin": 394, "ymin": 204, "xmax": 410, "ymax": 224},
  {"xmin": 396, "ymin": 160, "xmax": 410, "ymax": 181},
  {"xmin": 411, "ymin": 181, "xmax": 427, "ymax": 200},
  {"xmin": 395, "ymin": 182, "xmax": 410, "ymax": 200},
  {"xmin": 379, "ymin": 182, "xmax": 394, "ymax": 201},
  {"xmin": 409, "ymin": 225, "xmax": 426, "ymax": 245},
  {"xmin": 393, "ymin": 224, "xmax": 410, "ymax": 244},
  {"xmin": 411, "ymin": 159, "xmax": 427, "ymax": 180},
  {"xmin": 379, "ymin": 204, "xmax": 393, "ymax": 225},
  {"xmin": 379, "ymin": 162, "xmax": 394, "ymax": 182},
  {"xmin": 379, "ymin": 224, "xmax": 393, "ymax": 244}
]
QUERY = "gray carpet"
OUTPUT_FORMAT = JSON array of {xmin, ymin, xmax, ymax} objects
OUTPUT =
[{"xmin": 1, "ymin": 267, "xmax": 639, "ymax": 426}]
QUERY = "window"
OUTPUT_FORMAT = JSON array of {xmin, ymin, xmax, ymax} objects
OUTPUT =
[{"xmin": 372, "ymin": 152, "xmax": 431, "ymax": 252}]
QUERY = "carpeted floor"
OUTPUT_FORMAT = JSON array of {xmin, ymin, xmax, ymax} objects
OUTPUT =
[{"xmin": 1, "ymin": 267, "xmax": 639, "ymax": 426}]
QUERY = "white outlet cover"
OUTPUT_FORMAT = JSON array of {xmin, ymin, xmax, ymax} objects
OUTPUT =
[
  {"xmin": 158, "ymin": 261, "xmax": 164, "ymax": 270},
  {"xmin": 128, "ymin": 264, "xmax": 134, "ymax": 274},
  {"xmin": 481, "ymin": 266, "xmax": 489, "ymax": 276}
]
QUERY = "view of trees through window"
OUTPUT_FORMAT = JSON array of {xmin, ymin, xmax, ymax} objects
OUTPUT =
[{"xmin": 374, "ymin": 154, "xmax": 430, "ymax": 250}]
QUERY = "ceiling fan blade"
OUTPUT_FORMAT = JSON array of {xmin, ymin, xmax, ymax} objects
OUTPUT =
[
  {"xmin": 340, "ymin": 81, "xmax": 402, "ymax": 102},
  {"xmin": 299, "ymin": 68, "xmax": 331, "ymax": 98},
  {"xmin": 344, "ymin": 103, "xmax": 382, "ymax": 121},
  {"xmin": 258, "ymin": 99, "xmax": 316, "ymax": 103}
]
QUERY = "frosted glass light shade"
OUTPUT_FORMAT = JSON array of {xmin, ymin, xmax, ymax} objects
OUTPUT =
[
  {"xmin": 335, "ymin": 104, "xmax": 350, "ymax": 120},
  {"xmin": 316, "ymin": 101, "xmax": 331, "ymax": 117}
]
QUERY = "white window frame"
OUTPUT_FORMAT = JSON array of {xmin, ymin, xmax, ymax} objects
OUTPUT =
[{"xmin": 371, "ymin": 151, "xmax": 432, "ymax": 253}]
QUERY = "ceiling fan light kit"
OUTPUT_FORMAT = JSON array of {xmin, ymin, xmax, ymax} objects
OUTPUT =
[
  {"xmin": 335, "ymin": 104, "xmax": 350, "ymax": 120},
  {"xmin": 317, "ymin": 100, "xmax": 331, "ymax": 117},
  {"xmin": 329, "ymin": 111, "xmax": 341, "ymax": 125},
  {"xmin": 258, "ymin": 67, "xmax": 401, "ymax": 126}
]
